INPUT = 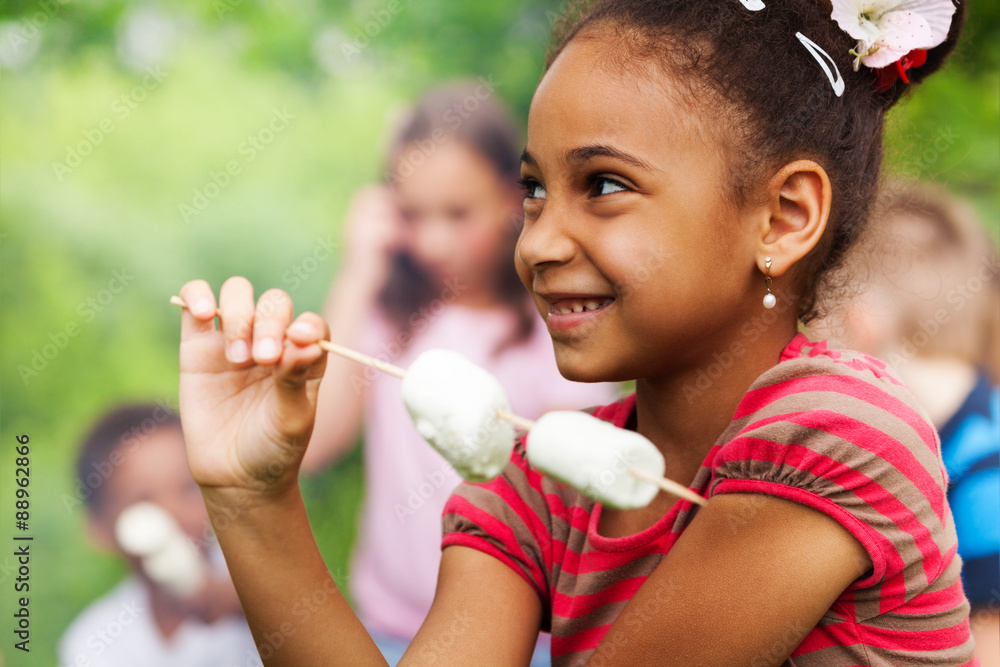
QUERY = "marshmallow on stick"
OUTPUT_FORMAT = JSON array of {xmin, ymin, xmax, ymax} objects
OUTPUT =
[
  {"xmin": 526, "ymin": 411, "xmax": 666, "ymax": 509},
  {"xmin": 115, "ymin": 502, "xmax": 206, "ymax": 598},
  {"xmin": 170, "ymin": 295, "xmax": 706, "ymax": 507},
  {"xmin": 401, "ymin": 349, "xmax": 515, "ymax": 481}
]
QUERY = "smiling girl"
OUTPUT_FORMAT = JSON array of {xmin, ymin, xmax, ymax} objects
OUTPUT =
[{"xmin": 174, "ymin": 0, "xmax": 977, "ymax": 665}]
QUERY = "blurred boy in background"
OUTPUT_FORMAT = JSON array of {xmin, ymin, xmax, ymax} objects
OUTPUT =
[
  {"xmin": 60, "ymin": 403, "xmax": 256, "ymax": 667},
  {"xmin": 815, "ymin": 180, "xmax": 1000, "ymax": 666}
]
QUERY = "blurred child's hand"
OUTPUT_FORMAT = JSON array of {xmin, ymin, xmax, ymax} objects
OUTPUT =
[
  {"xmin": 177, "ymin": 278, "xmax": 328, "ymax": 499},
  {"xmin": 341, "ymin": 184, "xmax": 404, "ymax": 287}
]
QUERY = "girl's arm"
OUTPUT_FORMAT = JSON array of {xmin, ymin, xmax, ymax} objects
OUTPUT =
[
  {"xmin": 299, "ymin": 268, "xmax": 379, "ymax": 472},
  {"xmin": 592, "ymin": 493, "xmax": 871, "ymax": 666},
  {"xmin": 301, "ymin": 185, "xmax": 404, "ymax": 472},
  {"xmin": 202, "ymin": 484, "xmax": 384, "ymax": 665},
  {"xmin": 207, "ymin": 485, "xmax": 542, "ymax": 666},
  {"xmin": 177, "ymin": 277, "xmax": 540, "ymax": 666},
  {"xmin": 403, "ymin": 546, "xmax": 543, "ymax": 665}
]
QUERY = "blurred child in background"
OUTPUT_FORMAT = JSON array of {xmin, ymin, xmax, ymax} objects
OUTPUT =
[
  {"xmin": 300, "ymin": 81, "xmax": 615, "ymax": 665},
  {"xmin": 815, "ymin": 180, "xmax": 1000, "ymax": 666},
  {"xmin": 60, "ymin": 403, "xmax": 256, "ymax": 667}
]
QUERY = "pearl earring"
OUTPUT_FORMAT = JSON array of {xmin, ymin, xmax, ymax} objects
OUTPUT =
[{"xmin": 763, "ymin": 257, "xmax": 776, "ymax": 309}]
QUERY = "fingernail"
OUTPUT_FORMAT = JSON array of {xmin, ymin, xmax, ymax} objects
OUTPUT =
[
  {"xmin": 287, "ymin": 321, "xmax": 312, "ymax": 338},
  {"xmin": 193, "ymin": 299, "xmax": 215, "ymax": 318},
  {"xmin": 254, "ymin": 338, "xmax": 279, "ymax": 360},
  {"xmin": 228, "ymin": 339, "xmax": 250, "ymax": 363}
]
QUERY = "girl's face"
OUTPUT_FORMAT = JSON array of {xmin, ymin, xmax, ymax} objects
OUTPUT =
[
  {"xmin": 516, "ymin": 30, "xmax": 760, "ymax": 382},
  {"xmin": 394, "ymin": 141, "xmax": 519, "ymax": 294}
]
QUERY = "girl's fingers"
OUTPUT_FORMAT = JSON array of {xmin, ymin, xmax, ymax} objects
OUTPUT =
[
  {"xmin": 178, "ymin": 280, "xmax": 218, "ymax": 340},
  {"xmin": 285, "ymin": 312, "xmax": 328, "ymax": 348},
  {"xmin": 219, "ymin": 277, "xmax": 256, "ymax": 364},
  {"xmin": 177, "ymin": 278, "xmax": 318, "ymax": 375},
  {"xmin": 252, "ymin": 288, "xmax": 294, "ymax": 364},
  {"xmin": 278, "ymin": 314, "xmax": 329, "ymax": 381}
]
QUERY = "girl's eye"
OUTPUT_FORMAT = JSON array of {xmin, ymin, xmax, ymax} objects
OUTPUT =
[
  {"xmin": 518, "ymin": 178, "xmax": 546, "ymax": 200},
  {"xmin": 593, "ymin": 177, "xmax": 628, "ymax": 197}
]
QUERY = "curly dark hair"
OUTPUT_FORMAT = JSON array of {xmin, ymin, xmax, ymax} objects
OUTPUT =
[
  {"xmin": 545, "ymin": 0, "xmax": 966, "ymax": 321},
  {"xmin": 75, "ymin": 402, "xmax": 182, "ymax": 514}
]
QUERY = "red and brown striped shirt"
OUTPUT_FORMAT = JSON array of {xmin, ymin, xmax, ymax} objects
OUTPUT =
[{"xmin": 442, "ymin": 333, "xmax": 979, "ymax": 666}]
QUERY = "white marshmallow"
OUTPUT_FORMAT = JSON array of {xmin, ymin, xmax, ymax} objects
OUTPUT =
[
  {"xmin": 526, "ymin": 411, "xmax": 665, "ymax": 509},
  {"xmin": 114, "ymin": 502, "xmax": 205, "ymax": 598},
  {"xmin": 143, "ymin": 537, "xmax": 206, "ymax": 598},
  {"xmin": 115, "ymin": 502, "xmax": 175, "ymax": 556},
  {"xmin": 401, "ymin": 349, "xmax": 515, "ymax": 481}
]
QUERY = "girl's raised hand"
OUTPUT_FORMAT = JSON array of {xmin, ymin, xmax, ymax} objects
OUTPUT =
[
  {"xmin": 341, "ymin": 184, "xmax": 405, "ymax": 286},
  {"xmin": 176, "ymin": 277, "xmax": 329, "ymax": 498}
]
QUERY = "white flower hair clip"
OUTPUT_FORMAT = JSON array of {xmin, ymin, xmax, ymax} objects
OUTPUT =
[
  {"xmin": 735, "ymin": 0, "xmax": 957, "ymax": 96},
  {"xmin": 830, "ymin": 0, "xmax": 957, "ymax": 91}
]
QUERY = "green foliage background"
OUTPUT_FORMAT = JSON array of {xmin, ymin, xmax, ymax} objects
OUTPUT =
[{"xmin": 1, "ymin": 1, "xmax": 996, "ymax": 665}]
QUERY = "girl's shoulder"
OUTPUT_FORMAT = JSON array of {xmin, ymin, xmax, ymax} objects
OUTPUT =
[
  {"xmin": 775, "ymin": 331, "xmax": 908, "ymax": 390},
  {"xmin": 715, "ymin": 332, "xmax": 943, "ymax": 489},
  {"xmin": 709, "ymin": 333, "xmax": 956, "ymax": 602},
  {"xmin": 732, "ymin": 332, "xmax": 935, "ymax": 441}
]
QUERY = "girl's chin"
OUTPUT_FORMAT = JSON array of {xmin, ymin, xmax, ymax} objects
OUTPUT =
[{"xmin": 552, "ymin": 345, "xmax": 629, "ymax": 384}]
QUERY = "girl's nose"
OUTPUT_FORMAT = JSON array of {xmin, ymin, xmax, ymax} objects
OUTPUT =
[
  {"xmin": 414, "ymin": 217, "xmax": 455, "ymax": 264},
  {"xmin": 516, "ymin": 208, "xmax": 576, "ymax": 271}
]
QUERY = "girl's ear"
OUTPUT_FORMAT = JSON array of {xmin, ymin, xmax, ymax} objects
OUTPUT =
[{"xmin": 756, "ymin": 160, "xmax": 831, "ymax": 278}]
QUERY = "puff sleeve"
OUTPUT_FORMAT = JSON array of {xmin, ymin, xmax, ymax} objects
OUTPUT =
[{"xmin": 707, "ymin": 352, "xmax": 956, "ymax": 613}]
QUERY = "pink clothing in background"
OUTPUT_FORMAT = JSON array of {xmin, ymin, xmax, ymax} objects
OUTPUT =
[{"xmin": 350, "ymin": 301, "xmax": 616, "ymax": 640}]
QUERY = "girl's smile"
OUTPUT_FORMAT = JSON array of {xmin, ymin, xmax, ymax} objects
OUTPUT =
[{"xmin": 540, "ymin": 293, "xmax": 616, "ymax": 332}]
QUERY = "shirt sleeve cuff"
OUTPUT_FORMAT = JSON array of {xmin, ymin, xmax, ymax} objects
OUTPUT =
[{"xmin": 711, "ymin": 477, "xmax": 888, "ymax": 588}]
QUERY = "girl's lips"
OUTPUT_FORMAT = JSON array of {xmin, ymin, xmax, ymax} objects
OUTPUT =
[{"xmin": 545, "ymin": 298, "xmax": 615, "ymax": 332}]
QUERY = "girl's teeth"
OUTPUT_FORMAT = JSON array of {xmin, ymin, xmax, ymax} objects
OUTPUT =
[{"xmin": 553, "ymin": 299, "xmax": 612, "ymax": 315}]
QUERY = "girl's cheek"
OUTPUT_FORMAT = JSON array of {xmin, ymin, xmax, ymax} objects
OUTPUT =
[
  {"xmin": 601, "ymin": 237, "xmax": 671, "ymax": 300},
  {"xmin": 460, "ymin": 218, "xmax": 501, "ymax": 263}
]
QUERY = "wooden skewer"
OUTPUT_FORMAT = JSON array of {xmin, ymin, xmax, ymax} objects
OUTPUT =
[
  {"xmin": 170, "ymin": 295, "xmax": 405, "ymax": 378},
  {"xmin": 495, "ymin": 410, "xmax": 535, "ymax": 432},
  {"xmin": 628, "ymin": 466, "xmax": 707, "ymax": 507},
  {"xmin": 170, "ymin": 294, "xmax": 196, "ymax": 309},
  {"xmin": 319, "ymin": 340, "xmax": 405, "ymax": 379},
  {"xmin": 170, "ymin": 295, "xmax": 707, "ymax": 506}
]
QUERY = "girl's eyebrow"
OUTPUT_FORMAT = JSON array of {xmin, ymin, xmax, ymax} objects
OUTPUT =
[
  {"xmin": 520, "ymin": 145, "xmax": 658, "ymax": 172},
  {"xmin": 567, "ymin": 145, "xmax": 657, "ymax": 172}
]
